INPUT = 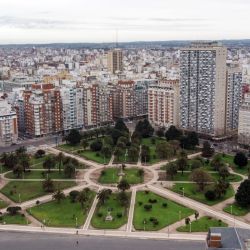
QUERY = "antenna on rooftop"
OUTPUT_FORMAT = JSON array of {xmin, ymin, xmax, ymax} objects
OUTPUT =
[{"xmin": 115, "ymin": 29, "xmax": 119, "ymax": 49}]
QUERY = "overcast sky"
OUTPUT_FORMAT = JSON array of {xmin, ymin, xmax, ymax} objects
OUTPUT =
[{"xmin": 0, "ymin": 0, "xmax": 249, "ymax": 44}]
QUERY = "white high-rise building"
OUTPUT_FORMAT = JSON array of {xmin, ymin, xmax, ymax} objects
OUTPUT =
[
  {"xmin": 0, "ymin": 100, "xmax": 18, "ymax": 146},
  {"xmin": 226, "ymin": 63, "xmax": 243, "ymax": 133},
  {"xmin": 180, "ymin": 41, "xmax": 227, "ymax": 137},
  {"xmin": 238, "ymin": 93, "xmax": 250, "ymax": 146}
]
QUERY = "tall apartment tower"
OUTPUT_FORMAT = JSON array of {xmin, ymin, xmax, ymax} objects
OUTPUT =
[
  {"xmin": 225, "ymin": 63, "xmax": 243, "ymax": 134},
  {"xmin": 180, "ymin": 42, "xmax": 227, "ymax": 137},
  {"xmin": 148, "ymin": 80, "xmax": 179, "ymax": 128},
  {"xmin": 107, "ymin": 49, "xmax": 123, "ymax": 74}
]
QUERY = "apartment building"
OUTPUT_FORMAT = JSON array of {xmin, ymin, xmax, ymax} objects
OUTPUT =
[
  {"xmin": 180, "ymin": 41, "xmax": 227, "ymax": 137},
  {"xmin": 23, "ymin": 83, "xmax": 63, "ymax": 137},
  {"xmin": 148, "ymin": 80, "xmax": 179, "ymax": 128},
  {"xmin": 238, "ymin": 93, "xmax": 250, "ymax": 146},
  {"xmin": 107, "ymin": 49, "xmax": 123, "ymax": 74},
  {"xmin": 0, "ymin": 100, "xmax": 18, "ymax": 146},
  {"xmin": 226, "ymin": 63, "xmax": 243, "ymax": 134}
]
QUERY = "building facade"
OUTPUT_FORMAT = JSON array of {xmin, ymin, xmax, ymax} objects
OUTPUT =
[
  {"xmin": 0, "ymin": 100, "xmax": 18, "ymax": 146},
  {"xmin": 180, "ymin": 42, "xmax": 227, "ymax": 137},
  {"xmin": 107, "ymin": 49, "xmax": 123, "ymax": 74},
  {"xmin": 148, "ymin": 80, "xmax": 179, "ymax": 128}
]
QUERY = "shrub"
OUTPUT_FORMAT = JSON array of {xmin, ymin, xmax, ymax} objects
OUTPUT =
[
  {"xmin": 97, "ymin": 212, "xmax": 103, "ymax": 217},
  {"xmin": 144, "ymin": 204, "xmax": 152, "ymax": 211},
  {"xmin": 117, "ymin": 213, "xmax": 122, "ymax": 218},
  {"xmin": 148, "ymin": 199, "xmax": 157, "ymax": 203},
  {"xmin": 36, "ymin": 200, "xmax": 40, "ymax": 205},
  {"xmin": 35, "ymin": 149, "xmax": 46, "ymax": 158},
  {"xmin": 138, "ymin": 201, "xmax": 143, "ymax": 206},
  {"xmin": 205, "ymin": 190, "xmax": 216, "ymax": 201},
  {"xmin": 144, "ymin": 190, "xmax": 149, "ymax": 195},
  {"xmin": 101, "ymin": 170, "xmax": 106, "ymax": 176},
  {"xmin": 162, "ymin": 203, "xmax": 167, "ymax": 208},
  {"xmin": 7, "ymin": 206, "xmax": 21, "ymax": 215},
  {"xmin": 69, "ymin": 190, "xmax": 80, "ymax": 203},
  {"xmin": 90, "ymin": 140, "xmax": 103, "ymax": 152}
]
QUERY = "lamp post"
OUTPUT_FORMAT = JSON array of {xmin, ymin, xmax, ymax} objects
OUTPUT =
[
  {"xmin": 230, "ymin": 205, "xmax": 233, "ymax": 215},
  {"xmin": 19, "ymin": 193, "xmax": 21, "ymax": 203},
  {"xmin": 125, "ymin": 149, "xmax": 128, "ymax": 163},
  {"xmin": 76, "ymin": 217, "xmax": 78, "ymax": 228},
  {"xmin": 143, "ymin": 219, "xmax": 146, "ymax": 231},
  {"xmin": 189, "ymin": 221, "xmax": 192, "ymax": 233}
]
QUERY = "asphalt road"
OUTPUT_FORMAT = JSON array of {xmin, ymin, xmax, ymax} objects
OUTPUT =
[{"xmin": 0, "ymin": 232, "xmax": 205, "ymax": 250}]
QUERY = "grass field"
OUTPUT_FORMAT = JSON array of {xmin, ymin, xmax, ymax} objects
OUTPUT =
[
  {"xmin": 1, "ymin": 181, "xmax": 76, "ymax": 203},
  {"xmin": 78, "ymin": 150, "xmax": 110, "ymax": 164},
  {"xmin": 28, "ymin": 193, "xmax": 95, "ymax": 227},
  {"xmin": 0, "ymin": 199, "xmax": 8, "ymax": 209},
  {"xmin": 4, "ymin": 170, "xmax": 74, "ymax": 180},
  {"xmin": 123, "ymin": 168, "xmax": 143, "ymax": 184},
  {"xmin": 91, "ymin": 193, "xmax": 129, "ymax": 229},
  {"xmin": 99, "ymin": 168, "xmax": 120, "ymax": 184},
  {"xmin": 133, "ymin": 191, "xmax": 194, "ymax": 231},
  {"xmin": 177, "ymin": 216, "xmax": 228, "ymax": 232},
  {"xmin": 223, "ymin": 203, "xmax": 250, "ymax": 216},
  {"xmin": 170, "ymin": 183, "xmax": 235, "ymax": 206},
  {"xmin": 0, "ymin": 214, "xmax": 30, "ymax": 225}
]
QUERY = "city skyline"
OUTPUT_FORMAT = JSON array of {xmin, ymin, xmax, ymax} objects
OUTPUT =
[{"xmin": 1, "ymin": 0, "xmax": 250, "ymax": 44}]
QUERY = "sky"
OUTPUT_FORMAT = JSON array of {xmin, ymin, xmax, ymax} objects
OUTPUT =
[{"xmin": 0, "ymin": 0, "xmax": 250, "ymax": 44}]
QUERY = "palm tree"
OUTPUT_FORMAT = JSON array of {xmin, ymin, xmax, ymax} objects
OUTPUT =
[
  {"xmin": 97, "ymin": 189, "xmax": 112, "ymax": 205},
  {"xmin": 52, "ymin": 189, "xmax": 65, "ymax": 203},
  {"xmin": 42, "ymin": 178, "xmax": 54, "ymax": 192},
  {"xmin": 81, "ymin": 139, "xmax": 89, "ymax": 150},
  {"xmin": 43, "ymin": 156, "xmax": 55, "ymax": 173},
  {"xmin": 56, "ymin": 152, "xmax": 64, "ymax": 174},
  {"xmin": 77, "ymin": 188, "xmax": 90, "ymax": 210},
  {"xmin": 117, "ymin": 179, "xmax": 130, "ymax": 192},
  {"xmin": 64, "ymin": 162, "xmax": 76, "ymax": 178},
  {"xmin": 19, "ymin": 154, "xmax": 30, "ymax": 172},
  {"xmin": 13, "ymin": 164, "xmax": 23, "ymax": 178}
]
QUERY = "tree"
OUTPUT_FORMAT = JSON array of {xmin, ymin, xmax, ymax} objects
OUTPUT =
[
  {"xmin": 35, "ymin": 149, "xmax": 45, "ymax": 158},
  {"xmin": 211, "ymin": 154, "xmax": 224, "ymax": 171},
  {"xmin": 165, "ymin": 125, "xmax": 182, "ymax": 141},
  {"xmin": 156, "ymin": 128, "xmax": 165, "ymax": 138},
  {"xmin": 169, "ymin": 140, "xmax": 180, "ymax": 155},
  {"xmin": 185, "ymin": 217, "xmax": 191, "ymax": 226},
  {"xmin": 114, "ymin": 118, "xmax": 129, "ymax": 133},
  {"xmin": 234, "ymin": 152, "xmax": 248, "ymax": 169},
  {"xmin": 77, "ymin": 188, "xmax": 91, "ymax": 210},
  {"xmin": 15, "ymin": 146, "xmax": 27, "ymax": 156},
  {"xmin": 43, "ymin": 156, "xmax": 55, "ymax": 173},
  {"xmin": 134, "ymin": 119, "xmax": 154, "ymax": 138},
  {"xmin": 13, "ymin": 164, "xmax": 23, "ymax": 178},
  {"xmin": 3, "ymin": 153, "xmax": 18, "ymax": 170},
  {"xmin": 176, "ymin": 152, "xmax": 188, "ymax": 175},
  {"xmin": 205, "ymin": 190, "xmax": 216, "ymax": 201},
  {"xmin": 111, "ymin": 129, "xmax": 126, "ymax": 145},
  {"xmin": 235, "ymin": 179, "xmax": 250, "ymax": 207},
  {"xmin": 202, "ymin": 141, "xmax": 214, "ymax": 158},
  {"xmin": 128, "ymin": 146, "xmax": 139, "ymax": 162},
  {"xmin": 64, "ymin": 162, "xmax": 76, "ymax": 178},
  {"xmin": 90, "ymin": 140, "xmax": 102, "ymax": 152},
  {"xmin": 166, "ymin": 162, "xmax": 178, "ymax": 180},
  {"xmin": 56, "ymin": 152, "xmax": 64, "ymax": 174},
  {"xmin": 69, "ymin": 190, "xmax": 79, "ymax": 203},
  {"xmin": 19, "ymin": 153, "xmax": 30, "ymax": 172},
  {"xmin": 214, "ymin": 179, "xmax": 229, "ymax": 198},
  {"xmin": 186, "ymin": 131, "xmax": 199, "ymax": 149},
  {"xmin": 141, "ymin": 145, "xmax": 150, "ymax": 163},
  {"xmin": 7, "ymin": 206, "xmax": 21, "ymax": 215},
  {"xmin": 117, "ymin": 191, "xmax": 130, "ymax": 210},
  {"xmin": 117, "ymin": 179, "xmax": 130, "ymax": 192},
  {"xmin": 190, "ymin": 159, "xmax": 203, "ymax": 170},
  {"xmin": 81, "ymin": 139, "xmax": 89, "ymax": 150},
  {"xmin": 137, "ymin": 169, "xmax": 144, "ymax": 178},
  {"xmin": 195, "ymin": 211, "xmax": 199, "ymax": 220},
  {"xmin": 52, "ymin": 189, "xmax": 65, "ymax": 204},
  {"xmin": 65, "ymin": 129, "xmax": 81, "ymax": 145},
  {"xmin": 190, "ymin": 169, "xmax": 212, "ymax": 191},
  {"xmin": 156, "ymin": 141, "xmax": 173, "ymax": 160},
  {"xmin": 101, "ymin": 145, "xmax": 112, "ymax": 159},
  {"xmin": 97, "ymin": 189, "xmax": 112, "ymax": 205},
  {"xmin": 218, "ymin": 166, "xmax": 230, "ymax": 180},
  {"xmin": 42, "ymin": 178, "xmax": 54, "ymax": 192},
  {"xmin": 114, "ymin": 147, "xmax": 123, "ymax": 161}
]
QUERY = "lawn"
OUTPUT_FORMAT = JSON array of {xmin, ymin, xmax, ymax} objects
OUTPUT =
[
  {"xmin": 28, "ymin": 193, "xmax": 95, "ymax": 228},
  {"xmin": 5, "ymin": 170, "xmax": 73, "ymax": 180},
  {"xmin": 123, "ymin": 168, "xmax": 143, "ymax": 184},
  {"xmin": 223, "ymin": 203, "xmax": 250, "ymax": 216},
  {"xmin": 177, "ymin": 216, "xmax": 228, "ymax": 232},
  {"xmin": 165, "ymin": 171, "xmax": 242, "ymax": 182},
  {"xmin": 0, "ymin": 214, "xmax": 30, "ymax": 225},
  {"xmin": 141, "ymin": 137, "xmax": 164, "ymax": 164},
  {"xmin": 0, "ymin": 199, "xmax": 8, "ymax": 209},
  {"xmin": 133, "ymin": 191, "xmax": 194, "ymax": 231},
  {"xmin": 170, "ymin": 183, "xmax": 235, "ymax": 206},
  {"xmin": 91, "ymin": 193, "xmax": 130, "ymax": 229},
  {"xmin": 99, "ymin": 168, "xmax": 120, "ymax": 184},
  {"xmin": 78, "ymin": 150, "xmax": 110, "ymax": 164},
  {"xmin": 1, "ymin": 181, "xmax": 76, "ymax": 203},
  {"xmin": 220, "ymin": 154, "xmax": 250, "ymax": 176}
]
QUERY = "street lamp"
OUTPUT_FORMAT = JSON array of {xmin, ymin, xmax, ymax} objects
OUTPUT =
[
  {"xmin": 19, "ymin": 193, "xmax": 21, "ymax": 203},
  {"xmin": 189, "ymin": 221, "xmax": 192, "ymax": 233},
  {"xmin": 125, "ymin": 149, "xmax": 128, "ymax": 163},
  {"xmin": 143, "ymin": 219, "xmax": 146, "ymax": 231},
  {"xmin": 76, "ymin": 217, "xmax": 78, "ymax": 228},
  {"xmin": 230, "ymin": 205, "xmax": 233, "ymax": 215}
]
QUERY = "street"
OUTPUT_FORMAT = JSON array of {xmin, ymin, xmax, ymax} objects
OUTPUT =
[{"xmin": 0, "ymin": 232, "xmax": 205, "ymax": 250}]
